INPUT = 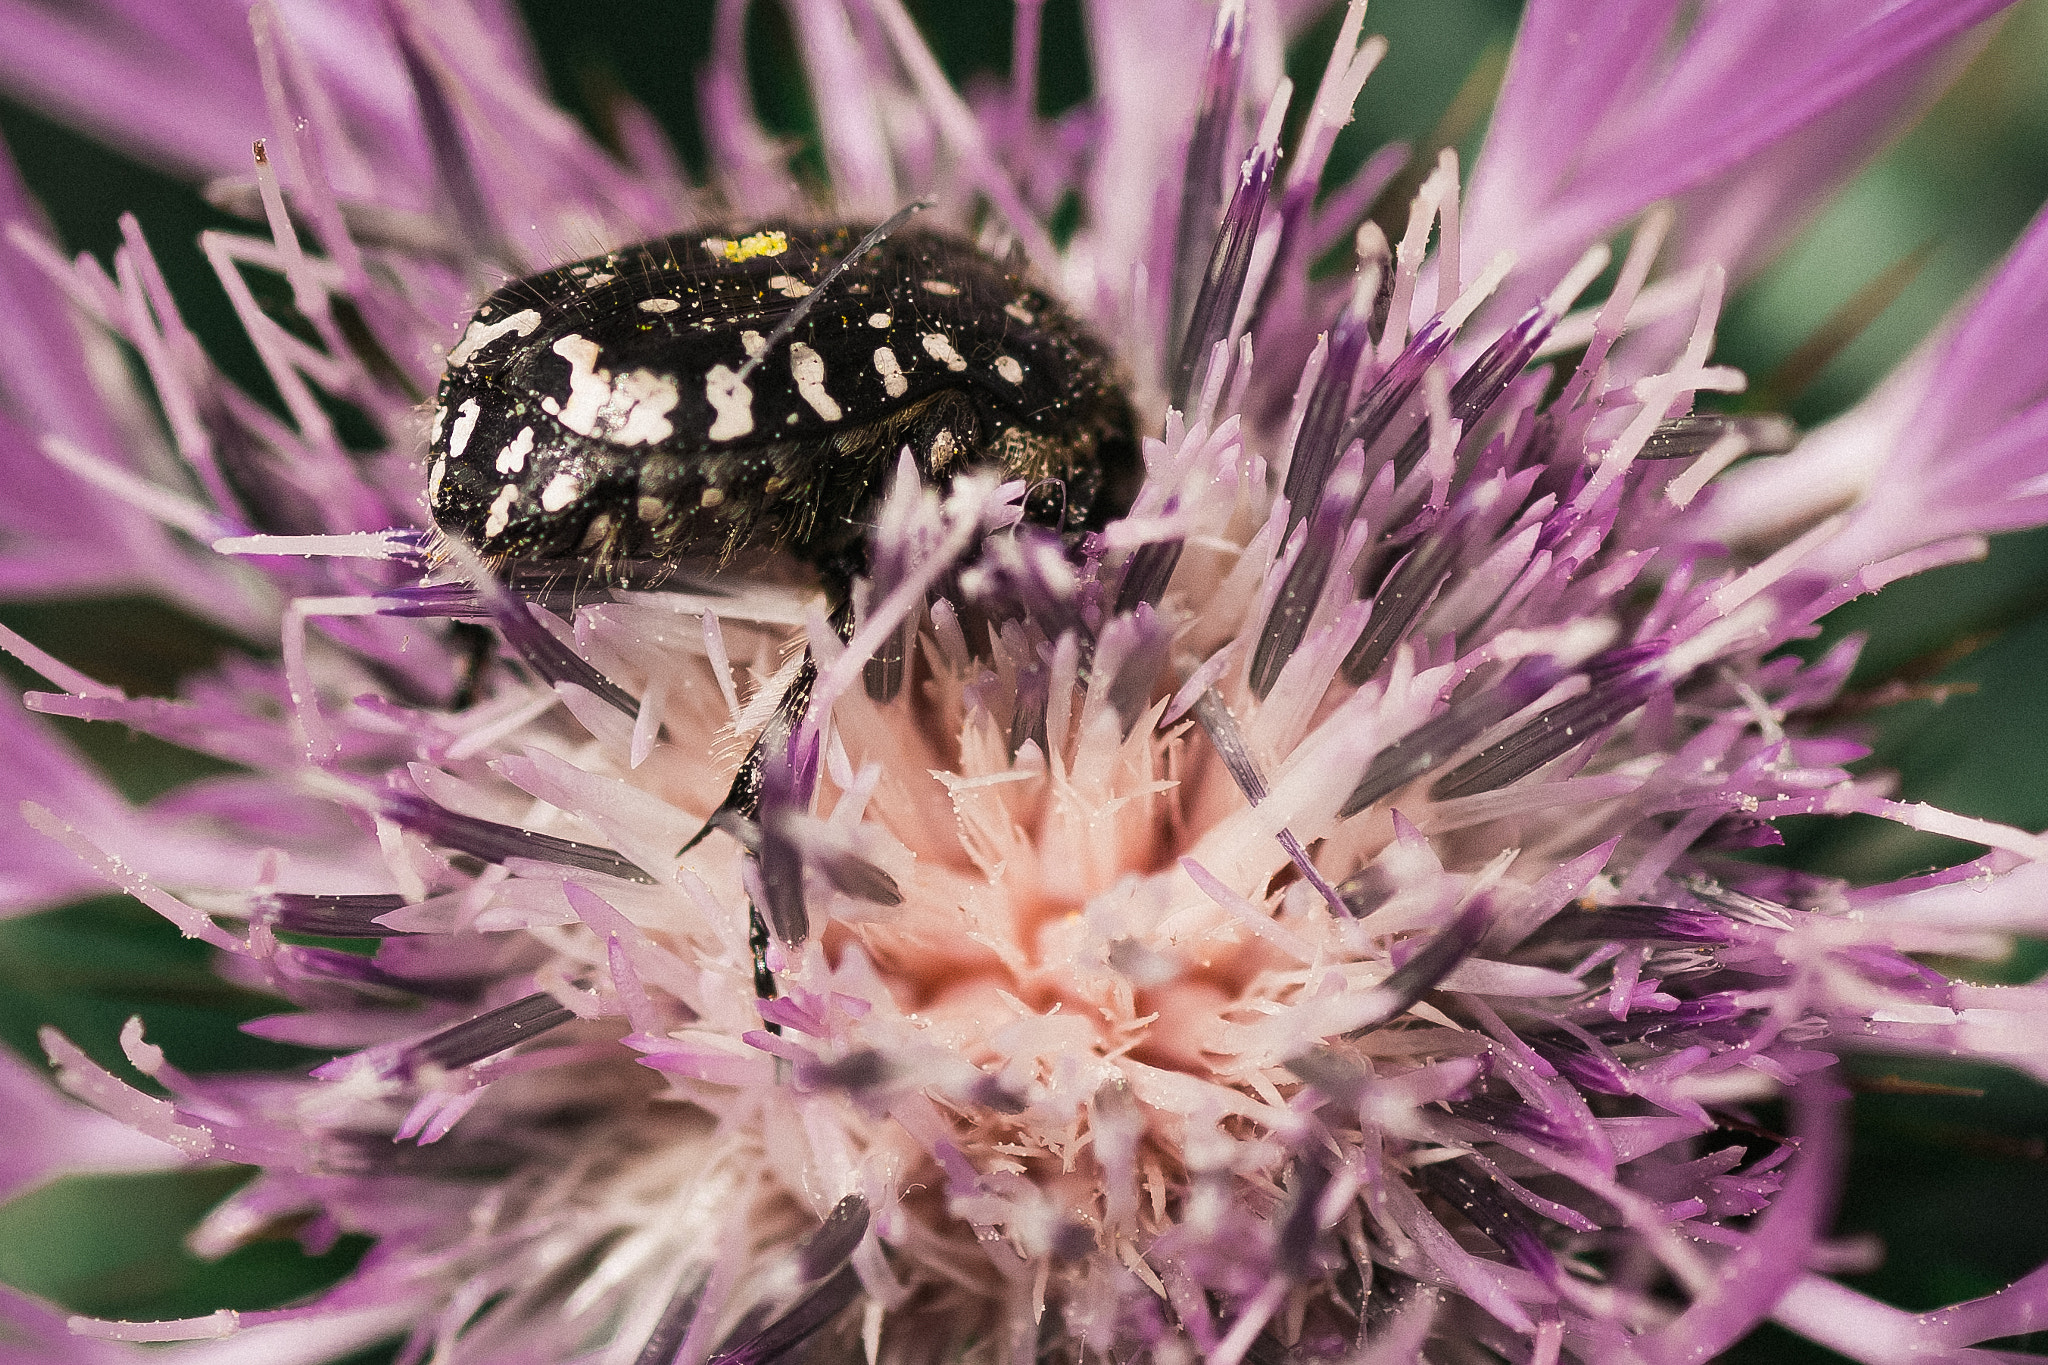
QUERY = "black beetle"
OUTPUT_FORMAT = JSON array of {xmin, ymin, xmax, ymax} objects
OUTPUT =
[{"xmin": 428, "ymin": 219, "xmax": 1138, "ymax": 594}]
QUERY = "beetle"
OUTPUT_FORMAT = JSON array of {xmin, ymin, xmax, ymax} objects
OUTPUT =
[{"xmin": 427, "ymin": 218, "xmax": 1139, "ymax": 598}]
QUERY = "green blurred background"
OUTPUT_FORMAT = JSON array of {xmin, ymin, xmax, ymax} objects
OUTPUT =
[{"xmin": 1, "ymin": 1, "xmax": 2046, "ymax": 1359}]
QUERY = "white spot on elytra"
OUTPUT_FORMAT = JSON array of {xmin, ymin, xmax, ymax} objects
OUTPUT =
[
  {"xmin": 538, "ymin": 334, "xmax": 679, "ymax": 446},
  {"xmin": 638, "ymin": 298, "xmax": 681, "ymax": 313},
  {"xmin": 427, "ymin": 457, "xmax": 447, "ymax": 502},
  {"xmin": 741, "ymin": 330, "xmax": 769, "ymax": 359},
  {"xmin": 789, "ymin": 342, "xmax": 842, "ymax": 421},
  {"xmin": 993, "ymin": 355, "xmax": 1024, "ymax": 385},
  {"xmin": 584, "ymin": 271, "xmax": 615, "ymax": 288},
  {"xmin": 705, "ymin": 364, "xmax": 754, "ymax": 441},
  {"xmin": 700, "ymin": 487, "xmax": 725, "ymax": 508},
  {"xmin": 496, "ymin": 425, "xmax": 534, "ymax": 474},
  {"xmin": 447, "ymin": 308, "xmax": 540, "ymax": 366},
  {"xmin": 922, "ymin": 332, "xmax": 967, "ymax": 372},
  {"xmin": 540, "ymin": 472, "xmax": 584, "ymax": 512},
  {"xmin": 604, "ymin": 370, "xmax": 681, "ymax": 445},
  {"xmin": 483, "ymin": 483, "xmax": 519, "ymax": 539},
  {"xmin": 447, "ymin": 397, "xmax": 482, "ymax": 460},
  {"xmin": 921, "ymin": 280, "xmax": 959, "ymax": 296},
  {"xmin": 769, "ymin": 275, "xmax": 812, "ymax": 299},
  {"xmin": 429, "ymin": 404, "xmax": 448, "ymax": 445},
  {"xmin": 873, "ymin": 346, "xmax": 907, "ymax": 398},
  {"xmin": 1004, "ymin": 301, "xmax": 1035, "ymax": 325},
  {"xmin": 868, "ymin": 312, "xmax": 892, "ymax": 329},
  {"xmin": 541, "ymin": 335, "xmax": 607, "ymax": 432}
]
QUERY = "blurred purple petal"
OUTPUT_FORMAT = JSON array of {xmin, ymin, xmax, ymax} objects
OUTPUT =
[
  {"xmin": 1697, "ymin": 198, "xmax": 2048, "ymax": 574},
  {"xmin": 0, "ymin": 1046, "xmax": 183, "ymax": 1201},
  {"xmin": 1466, "ymin": 0, "xmax": 2014, "ymax": 317}
]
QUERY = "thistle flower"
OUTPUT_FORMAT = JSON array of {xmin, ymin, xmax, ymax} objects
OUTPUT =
[{"xmin": 2, "ymin": 2, "xmax": 2048, "ymax": 1363}]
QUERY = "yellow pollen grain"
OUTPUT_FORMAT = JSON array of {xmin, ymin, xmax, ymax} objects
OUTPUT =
[{"xmin": 707, "ymin": 230, "xmax": 790, "ymax": 263}]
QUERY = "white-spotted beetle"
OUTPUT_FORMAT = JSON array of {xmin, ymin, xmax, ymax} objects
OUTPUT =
[{"xmin": 428, "ymin": 220, "xmax": 1137, "ymax": 591}]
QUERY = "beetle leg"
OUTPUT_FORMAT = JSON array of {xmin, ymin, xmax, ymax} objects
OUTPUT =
[{"xmin": 680, "ymin": 598, "xmax": 858, "ymax": 1005}]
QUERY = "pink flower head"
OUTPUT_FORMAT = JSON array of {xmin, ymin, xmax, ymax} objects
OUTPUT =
[{"xmin": 1, "ymin": 2, "xmax": 2047, "ymax": 1363}]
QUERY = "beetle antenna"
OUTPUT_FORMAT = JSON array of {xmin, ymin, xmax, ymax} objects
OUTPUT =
[{"xmin": 731, "ymin": 201, "xmax": 932, "ymax": 385}]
